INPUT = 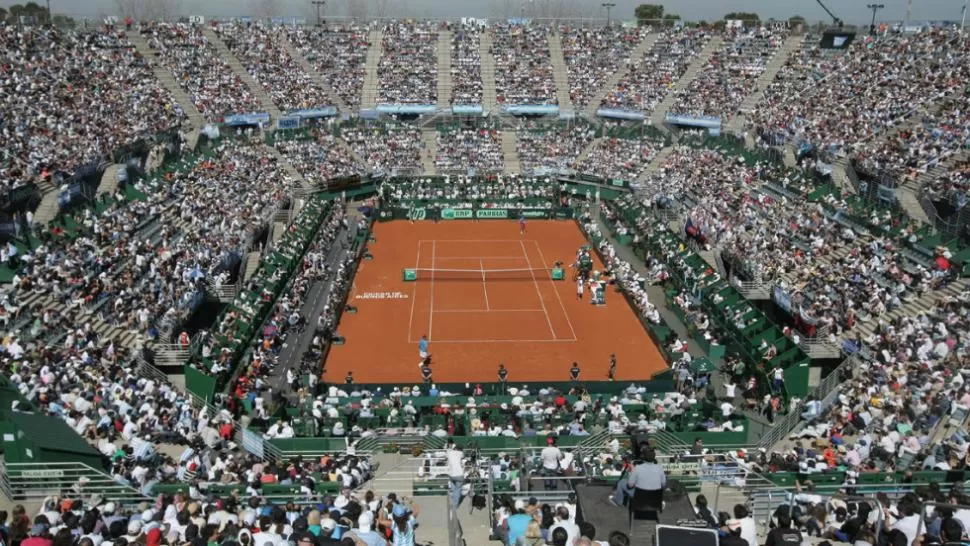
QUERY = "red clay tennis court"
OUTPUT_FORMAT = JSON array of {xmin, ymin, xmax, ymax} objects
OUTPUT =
[{"xmin": 325, "ymin": 220, "xmax": 667, "ymax": 384}]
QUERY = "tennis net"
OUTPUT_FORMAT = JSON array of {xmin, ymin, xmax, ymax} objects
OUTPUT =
[{"xmin": 402, "ymin": 267, "xmax": 562, "ymax": 281}]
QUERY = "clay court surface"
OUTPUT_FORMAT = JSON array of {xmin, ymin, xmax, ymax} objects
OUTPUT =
[{"xmin": 325, "ymin": 220, "xmax": 667, "ymax": 384}]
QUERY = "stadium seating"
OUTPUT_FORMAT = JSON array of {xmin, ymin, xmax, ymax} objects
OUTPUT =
[{"xmin": 6, "ymin": 19, "xmax": 970, "ymax": 546}]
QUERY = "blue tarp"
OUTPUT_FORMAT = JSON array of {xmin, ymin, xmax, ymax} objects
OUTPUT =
[
  {"xmin": 224, "ymin": 112, "xmax": 271, "ymax": 126},
  {"xmin": 288, "ymin": 107, "xmax": 338, "ymax": 119},
  {"xmin": 452, "ymin": 105, "xmax": 484, "ymax": 115},
  {"xmin": 664, "ymin": 113, "xmax": 721, "ymax": 129},
  {"xmin": 502, "ymin": 104, "xmax": 559, "ymax": 116},
  {"xmin": 597, "ymin": 108, "xmax": 646, "ymax": 121},
  {"xmin": 277, "ymin": 117, "xmax": 300, "ymax": 130},
  {"xmin": 375, "ymin": 104, "xmax": 437, "ymax": 115}
]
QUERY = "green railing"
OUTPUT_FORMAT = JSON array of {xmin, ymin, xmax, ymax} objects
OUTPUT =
[{"xmin": 0, "ymin": 461, "xmax": 150, "ymax": 506}]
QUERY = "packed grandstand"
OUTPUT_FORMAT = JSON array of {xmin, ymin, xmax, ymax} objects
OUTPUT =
[{"xmin": 1, "ymin": 9, "xmax": 970, "ymax": 546}]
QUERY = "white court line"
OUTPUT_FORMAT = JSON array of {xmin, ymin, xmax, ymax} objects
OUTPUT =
[
  {"xmin": 532, "ymin": 240, "xmax": 579, "ymax": 341},
  {"xmin": 433, "ymin": 308, "xmax": 545, "ymax": 313},
  {"xmin": 433, "ymin": 256, "xmax": 531, "ymax": 260},
  {"xmin": 418, "ymin": 239, "xmax": 537, "ymax": 243},
  {"xmin": 480, "ymin": 258, "xmax": 490, "ymax": 311},
  {"xmin": 406, "ymin": 240, "xmax": 423, "ymax": 343},
  {"xmin": 428, "ymin": 240, "xmax": 437, "ymax": 340},
  {"xmin": 519, "ymin": 240, "xmax": 556, "ymax": 339},
  {"xmin": 422, "ymin": 338, "xmax": 578, "ymax": 344}
]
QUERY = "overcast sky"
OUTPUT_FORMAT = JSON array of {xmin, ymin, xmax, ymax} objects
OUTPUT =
[{"xmin": 8, "ymin": 0, "xmax": 968, "ymax": 25}]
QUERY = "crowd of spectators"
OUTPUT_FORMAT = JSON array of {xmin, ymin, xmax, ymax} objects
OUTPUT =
[
  {"xmin": 0, "ymin": 23, "xmax": 184, "ymax": 185},
  {"xmin": 576, "ymin": 136, "xmax": 662, "ymax": 181},
  {"xmin": 450, "ymin": 22, "xmax": 485, "ymax": 105},
  {"xmin": 515, "ymin": 122, "xmax": 597, "ymax": 175},
  {"xmin": 922, "ymin": 159, "xmax": 970, "ymax": 205},
  {"xmin": 749, "ymin": 30, "xmax": 970, "ymax": 157},
  {"xmin": 560, "ymin": 26, "xmax": 647, "ymax": 109},
  {"xmin": 380, "ymin": 176, "xmax": 560, "ymax": 210},
  {"xmin": 670, "ymin": 26, "xmax": 791, "ymax": 120},
  {"xmin": 378, "ymin": 21, "xmax": 440, "ymax": 105},
  {"xmin": 276, "ymin": 130, "xmax": 366, "ymax": 185},
  {"xmin": 434, "ymin": 128, "xmax": 505, "ymax": 173},
  {"xmin": 636, "ymin": 143, "xmax": 954, "ymax": 335},
  {"xmin": 491, "ymin": 24, "xmax": 557, "ymax": 105},
  {"xmin": 229, "ymin": 206, "xmax": 348, "ymax": 418},
  {"xmin": 7, "ymin": 137, "xmax": 294, "ymax": 344},
  {"xmin": 599, "ymin": 28, "xmax": 710, "ymax": 113},
  {"xmin": 854, "ymin": 97, "xmax": 970, "ymax": 186},
  {"xmin": 142, "ymin": 22, "xmax": 264, "ymax": 122},
  {"xmin": 340, "ymin": 125, "xmax": 425, "ymax": 174},
  {"xmin": 213, "ymin": 22, "xmax": 334, "ymax": 112},
  {"xmin": 287, "ymin": 24, "xmax": 372, "ymax": 109}
]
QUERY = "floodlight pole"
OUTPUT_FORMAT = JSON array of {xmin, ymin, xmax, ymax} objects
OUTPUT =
[
  {"xmin": 866, "ymin": 3, "xmax": 884, "ymax": 35},
  {"xmin": 602, "ymin": 2, "xmax": 616, "ymax": 27},
  {"xmin": 310, "ymin": 0, "xmax": 325, "ymax": 26}
]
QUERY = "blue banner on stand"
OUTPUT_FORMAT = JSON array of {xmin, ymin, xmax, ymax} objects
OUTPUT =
[
  {"xmin": 288, "ymin": 107, "xmax": 338, "ymax": 119},
  {"xmin": 375, "ymin": 104, "xmax": 437, "ymax": 115},
  {"xmin": 597, "ymin": 108, "xmax": 646, "ymax": 121},
  {"xmin": 452, "ymin": 104, "xmax": 484, "ymax": 115},
  {"xmin": 277, "ymin": 116, "xmax": 301, "ymax": 130},
  {"xmin": 502, "ymin": 104, "xmax": 559, "ymax": 116},
  {"xmin": 664, "ymin": 113, "xmax": 722, "ymax": 129},
  {"xmin": 224, "ymin": 112, "xmax": 271, "ymax": 126}
]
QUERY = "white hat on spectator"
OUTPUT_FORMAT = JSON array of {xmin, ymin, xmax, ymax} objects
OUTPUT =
[
  {"xmin": 514, "ymin": 499, "xmax": 526, "ymax": 511},
  {"xmin": 128, "ymin": 521, "xmax": 143, "ymax": 535}
]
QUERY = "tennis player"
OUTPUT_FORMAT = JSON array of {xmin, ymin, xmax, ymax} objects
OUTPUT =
[
  {"xmin": 519, "ymin": 214, "xmax": 526, "ymax": 234},
  {"xmin": 418, "ymin": 335, "xmax": 430, "ymax": 368}
]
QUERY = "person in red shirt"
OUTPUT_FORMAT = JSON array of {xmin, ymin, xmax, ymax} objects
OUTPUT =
[{"xmin": 21, "ymin": 523, "xmax": 53, "ymax": 546}]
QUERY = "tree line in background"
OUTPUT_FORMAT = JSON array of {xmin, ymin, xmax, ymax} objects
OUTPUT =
[
  {"xmin": 0, "ymin": 2, "xmax": 75, "ymax": 27},
  {"xmin": 635, "ymin": 4, "xmax": 809, "ymax": 28}
]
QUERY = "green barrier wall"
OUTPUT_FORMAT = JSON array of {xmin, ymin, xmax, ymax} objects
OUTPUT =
[
  {"xmin": 378, "ymin": 206, "xmax": 575, "ymax": 222},
  {"xmin": 184, "ymin": 363, "xmax": 218, "ymax": 404}
]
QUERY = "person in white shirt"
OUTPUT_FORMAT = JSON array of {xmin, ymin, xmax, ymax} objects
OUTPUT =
[
  {"xmin": 446, "ymin": 439, "xmax": 465, "ymax": 508},
  {"xmin": 540, "ymin": 436, "xmax": 564, "ymax": 490},
  {"xmin": 891, "ymin": 501, "xmax": 923, "ymax": 546},
  {"xmin": 548, "ymin": 506, "xmax": 580, "ymax": 546}
]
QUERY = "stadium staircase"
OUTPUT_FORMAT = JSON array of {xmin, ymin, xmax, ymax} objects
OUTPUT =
[
  {"xmin": 500, "ymin": 131, "xmax": 521, "ymax": 174},
  {"xmin": 724, "ymin": 34, "xmax": 804, "ymax": 135},
  {"xmin": 127, "ymin": 32, "xmax": 205, "ymax": 149},
  {"xmin": 546, "ymin": 32, "xmax": 575, "ymax": 117},
  {"xmin": 572, "ymin": 137, "xmax": 604, "ymax": 168},
  {"xmin": 32, "ymin": 191, "xmax": 60, "ymax": 225},
  {"xmin": 479, "ymin": 30, "xmax": 499, "ymax": 113},
  {"xmin": 420, "ymin": 129, "xmax": 438, "ymax": 174},
  {"xmin": 900, "ymin": 147, "xmax": 970, "ymax": 225},
  {"xmin": 243, "ymin": 250, "xmax": 263, "ymax": 281},
  {"xmin": 97, "ymin": 164, "xmax": 125, "ymax": 199},
  {"xmin": 436, "ymin": 30, "xmax": 453, "ymax": 110},
  {"xmin": 360, "ymin": 29, "xmax": 384, "ymax": 110},
  {"xmin": 280, "ymin": 34, "xmax": 351, "ymax": 114},
  {"xmin": 202, "ymin": 27, "xmax": 283, "ymax": 120},
  {"xmin": 583, "ymin": 32, "xmax": 659, "ymax": 118},
  {"xmin": 265, "ymin": 145, "xmax": 312, "ymax": 194},
  {"xmin": 638, "ymin": 144, "xmax": 676, "ymax": 182},
  {"xmin": 831, "ymin": 156, "xmax": 859, "ymax": 196},
  {"xmin": 648, "ymin": 37, "xmax": 724, "ymax": 129},
  {"xmin": 782, "ymin": 144, "xmax": 797, "ymax": 167}
]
